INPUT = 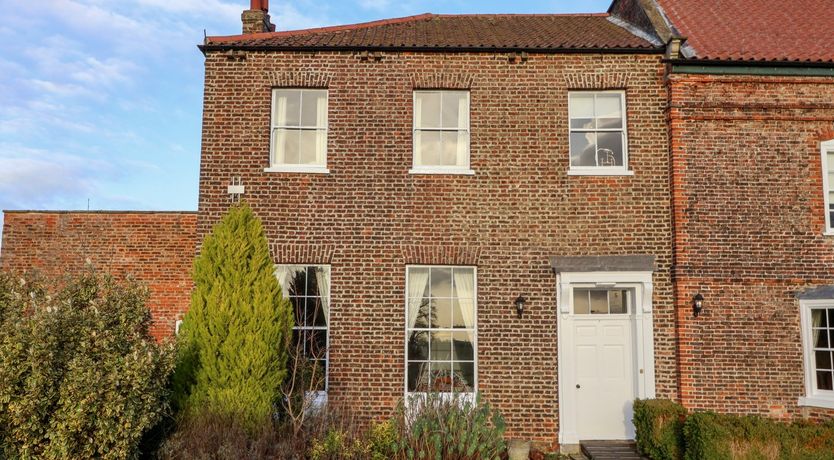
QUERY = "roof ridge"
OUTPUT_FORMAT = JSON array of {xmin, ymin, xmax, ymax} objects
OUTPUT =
[
  {"xmin": 207, "ymin": 13, "xmax": 436, "ymax": 43},
  {"xmin": 434, "ymin": 13, "xmax": 610, "ymax": 18}
]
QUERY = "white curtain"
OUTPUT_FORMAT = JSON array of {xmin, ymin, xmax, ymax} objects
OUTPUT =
[
  {"xmin": 413, "ymin": 94, "xmax": 423, "ymax": 167},
  {"xmin": 315, "ymin": 92, "xmax": 327, "ymax": 165},
  {"xmin": 407, "ymin": 269, "xmax": 430, "ymax": 328},
  {"xmin": 456, "ymin": 93, "xmax": 469, "ymax": 167},
  {"xmin": 274, "ymin": 265, "xmax": 293, "ymax": 299},
  {"xmin": 452, "ymin": 268, "xmax": 475, "ymax": 342},
  {"xmin": 315, "ymin": 266, "xmax": 330, "ymax": 322},
  {"xmin": 813, "ymin": 309, "xmax": 823, "ymax": 351},
  {"xmin": 273, "ymin": 92, "xmax": 288, "ymax": 165}
]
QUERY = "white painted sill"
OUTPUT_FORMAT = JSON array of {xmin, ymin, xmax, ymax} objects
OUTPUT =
[
  {"xmin": 264, "ymin": 166, "xmax": 330, "ymax": 174},
  {"xmin": 798, "ymin": 396, "xmax": 834, "ymax": 410},
  {"xmin": 567, "ymin": 168, "xmax": 634, "ymax": 176},
  {"xmin": 409, "ymin": 168, "xmax": 476, "ymax": 176},
  {"xmin": 823, "ymin": 230, "xmax": 834, "ymax": 237}
]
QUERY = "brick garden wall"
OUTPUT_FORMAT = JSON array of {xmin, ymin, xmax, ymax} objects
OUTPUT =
[
  {"xmin": 198, "ymin": 49, "xmax": 674, "ymax": 447},
  {"xmin": 0, "ymin": 211, "xmax": 197, "ymax": 340},
  {"xmin": 669, "ymin": 73, "xmax": 834, "ymax": 420}
]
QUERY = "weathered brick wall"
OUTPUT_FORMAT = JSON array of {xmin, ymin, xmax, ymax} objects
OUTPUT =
[
  {"xmin": 0, "ymin": 211, "xmax": 197, "ymax": 340},
  {"xmin": 198, "ymin": 50, "xmax": 673, "ymax": 447},
  {"xmin": 669, "ymin": 73, "xmax": 834, "ymax": 420}
]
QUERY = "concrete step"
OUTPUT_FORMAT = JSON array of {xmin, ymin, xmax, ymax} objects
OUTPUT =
[{"xmin": 581, "ymin": 440, "xmax": 647, "ymax": 460}]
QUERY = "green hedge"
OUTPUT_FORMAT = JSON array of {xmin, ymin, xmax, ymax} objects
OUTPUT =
[
  {"xmin": 684, "ymin": 412, "xmax": 834, "ymax": 460},
  {"xmin": 634, "ymin": 400, "xmax": 834, "ymax": 460},
  {"xmin": 633, "ymin": 399, "xmax": 686, "ymax": 460}
]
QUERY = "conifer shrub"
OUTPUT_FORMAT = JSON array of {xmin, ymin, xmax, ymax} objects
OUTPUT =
[
  {"xmin": 0, "ymin": 272, "xmax": 174, "ymax": 459},
  {"xmin": 172, "ymin": 202, "xmax": 294, "ymax": 427},
  {"xmin": 633, "ymin": 398, "xmax": 686, "ymax": 460}
]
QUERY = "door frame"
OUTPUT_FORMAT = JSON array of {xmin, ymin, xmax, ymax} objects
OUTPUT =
[{"xmin": 556, "ymin": 270, "xmax": 656, "ymax": 445}]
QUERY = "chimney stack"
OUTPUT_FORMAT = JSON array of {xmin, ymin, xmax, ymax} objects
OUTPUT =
[{"xmin": 242, "ymin": 0, "xmax": 275, "ymax": 34}]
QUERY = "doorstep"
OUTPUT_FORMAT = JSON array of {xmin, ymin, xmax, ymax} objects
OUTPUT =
[{"xmin": 580, "ymin": 441, "xmax": 646, "ymax": 460}]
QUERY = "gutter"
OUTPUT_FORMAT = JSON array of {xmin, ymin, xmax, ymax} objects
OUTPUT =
[{"xmin": 665, "ymin": 58, "xmax": 834, "ymax": 77}]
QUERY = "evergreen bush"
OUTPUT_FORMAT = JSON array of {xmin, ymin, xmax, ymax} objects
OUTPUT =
[
  {"xmin": 0, "ymin": 272, "xmax": 174, "ymax": 459},
  {"xmin": 633, "ymin": 398, "xmax": 686, "ymax": 460},
  {"xmin": 172, "ymin": 202, "xmax": 293, "ymax": 427}
]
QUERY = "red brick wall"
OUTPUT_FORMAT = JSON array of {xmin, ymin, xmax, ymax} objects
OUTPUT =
[
  {"xmin": 0, "ymin": 211, "xmax": 197, "ymax": 340},
  {"xmin": 198, "ymin": 50, "xmax": 674, "ymax": 447},
  {"xmin": 669, "ymin": 73, "xmax": 834, "ymax": 420}
]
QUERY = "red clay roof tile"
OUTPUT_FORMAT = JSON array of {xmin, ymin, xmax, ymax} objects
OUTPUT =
[
  {"xmin": 657, "ymin": 0, "xmax": 834, "ymax": 63},
  {"xmin": 204, "ymin": 13, "xmax": 659, "ymax": 51}
]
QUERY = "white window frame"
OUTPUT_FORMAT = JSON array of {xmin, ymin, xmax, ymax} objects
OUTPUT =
[
  {"xmin": 276, "ymin": 264, "xmax": 331, "ymax": 397},
  {"xmin": 266, "ymin": 89, "xmax": 330, "ymax": 174},
  {"xmin": 567, "ymin": 90, "xmax": 632, "ymax": 176},
  {"xmin": 404, "ymin": 265, "xmax": 478, "ymax": 401},
  {"xmin": 799, "ymin": 299, "xmax": 834, "ymax": 409},
  {"xmin": 820, "ymin": 140, "xmax": 834, "ymax": 234},
  {"xmin": 411, "ymin": 91, "xmax": 474, "ymax": 175}
]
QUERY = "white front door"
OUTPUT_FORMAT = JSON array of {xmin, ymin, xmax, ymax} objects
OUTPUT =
[
  {"xmin": 557, "ymin": 276, "xmax": 655, "ymax": 446},
  {"xmin": 573, "ymin": 315, "xmax": 636, "ymax": 440}
]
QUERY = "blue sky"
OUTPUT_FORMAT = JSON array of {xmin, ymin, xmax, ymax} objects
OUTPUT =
[{"xmin": 0, "ymin": 0, "xmax": 611, "ymax": 219}]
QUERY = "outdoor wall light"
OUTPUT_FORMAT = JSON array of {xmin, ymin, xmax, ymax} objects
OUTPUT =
[
  {"xmin": 693, "ymin": 293, "xmax": 704, "ymax": 317},
  {"xmin": 514, "ymin": 295, "xmax": 527, "ymax": 318}
]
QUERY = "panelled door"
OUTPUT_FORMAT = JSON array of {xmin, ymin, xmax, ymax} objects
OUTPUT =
[{"xmin": 570, "ymin": 287, "xmax": 637, "ymax": 440}]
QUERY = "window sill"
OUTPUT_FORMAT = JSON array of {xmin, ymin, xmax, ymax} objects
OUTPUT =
[
  {"xmin": 798, "ymin": 396, "xmax": 834, "ymax": 409},
  {"xmin": 824, "ymin": 230, "xmax": 834, "ymax": 236},
  {"xmin": 264, "ymin": 166, "xmax": 330, "ymax": 174},
  {"xmin": 409, "ymin": 168, "xmax": 476, "ymax": 176},
  {"xmin": 567, "ymin": 169, "xmax": 634, "ymax": 176}
]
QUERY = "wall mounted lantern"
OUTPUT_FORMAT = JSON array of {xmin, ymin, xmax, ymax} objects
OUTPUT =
[
  {"xmin": 693, "ymin": 293, "xmax": 704, "ymax": 317},
  {"xmin": 514, "ymin": 295, "xmax": 527, "ymax": 318}
]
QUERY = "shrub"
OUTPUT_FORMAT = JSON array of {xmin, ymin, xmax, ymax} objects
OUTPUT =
[
  {"xmin": 157, "ymin": 411, "xmax": 283, "ymax": 460},
  {"xmin": 172, "ymin": 202, "xmax": 294, "ymax": 427},
  {"xmin": 0, "ymin": 273, "xmax": 175, "ymax": 460},
  {"xmin": 633, "ymin": 398, "xmax": 686, "ymax": 460},
  {"xmin": 389, "ymin": 393, "xmax": 506, "ymax": 460},
  {"xmin": 684, "ymin": 411, "xmax": 834, "ymax": 460}
]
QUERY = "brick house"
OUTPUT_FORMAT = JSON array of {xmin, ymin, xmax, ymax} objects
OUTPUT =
[{"xmin": 1, "ymin": 0, "xmax": 832, "ymax": 452}]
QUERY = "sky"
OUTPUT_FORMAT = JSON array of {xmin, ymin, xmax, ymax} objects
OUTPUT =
[{"xmin": 0, "ymin": 0, "xmax": 611, "ymax": 227}]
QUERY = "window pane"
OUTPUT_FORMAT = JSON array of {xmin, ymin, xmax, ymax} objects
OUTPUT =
[
  {"xmin": 408, "ymin": 331, "xmax": 429, "ymax": 361},
  {"xmin": 309, "ymin": 330, "xmax": 327, "ymax": 358},
  {"xmin": 417, "ymin": 130, "xmax": 442, "ymax": 166},
  {"xmin": 408, "ymin": 362, "xmax": 429, "ymax": 392},
  {"xmin": 430, "ymin": 332, "xmax": 453, "ymax": 360},
  {"xmin": 817, "ymin": 371, "xmax": 834, "ymax": 391},
  {"xmin": 570, "ymin": 132, "xmax": 597, "ymax": 167},
  {"xmin": 275, "ymin": 90, "xmax": 301, "ymax": 127},
  {"xmin": 431, "ymin": 267, "xmax": 453, "ymax": 298},
  {"xmin": 596, "ymin": 94, "xmax": 622, "ymax": 128},
  {"xmin": 570, "ymin": 93, "xmax": 595, "ymax": 123},
  {"xmin": 433, "ymin": 298, "xmax": 453, "ymax": 328},
  {"xmin": 590, "ymin": 290, "xmax": 608, "ymax": 314},
  {"xmin": 307, "ymin": 297, "xmax": 327, "ymax": 327},
  {"xmin": 442, "ymin": 92, "xmax": 467, "ymax": 129},
  {"xmin": 453, "ymin": 362, "xmax": 475, "ymax": 392},
  {"xmin": 411, "ymin": 299, "xmax": 431, "ymax": 328},
  {"xmin": 292, "ymin": 297, "xmax": 305, "ymax": 327},
  {"xmin": 814, "ymin": 309, "xmax": 828, "ymax": 328},
  {"xmin": 574, "ymin": 289, "xmax": 590, "ymax": 314},
  {"xmin": 609, "ymin": 290, "xmax": 628, "ymax": 314},
  {"xmin": 299, "ymin": 130, "xmax": 318, "ymax": 164},
  {"xmin": 417, "ymin": 92, "xmax": 441, "ymax": 128},
  {"xmin": 597, "ymin": 132, "xmax": 624, "ymax": 167},
  {"xmin": 409, "ymin": 267, "xmax": 430, "ymax": 297},
  {"xmin": 301, "ymin": 90, "xmax": 326, "ymax": 127},
  {"xmin": 816, "ymin": 329, "xmax": 830, "ymax": 349},
  {"xmin": 816, "ymin": 350, "xmax": 832, "ymax": 371},
  {"xmin": 431, "ymin": 362, "xmax": 453, "ymax": 392},
  {"xmin": 280, "ymin": 129, "xmax": 300, "ymax": 164},
  {"xmin": 452, "ymin": 299, "xmax": 475, "ymax": 328},
  {"xmin": 452, "ymin": 331, "xmax": 474, "ymax": 360},
  {"xmin": 440, "ymin": 131, "xmax": 461, "ymax": 166}
]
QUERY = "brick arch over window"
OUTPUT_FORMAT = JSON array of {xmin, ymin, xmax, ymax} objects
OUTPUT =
[
  {"xmin": 563, "ymin": 71, "xmax": 630, "ymax": 90},
  {"xmin": 268, "ymin": 71, "xmax": 332, "ymax": 88},
  {"xmin": 400, "ymin": 245, "xmax": 481, "ymax": 265},
  {"xmin": 411, "ymin": 72, "xmax": 475, "ymax": 90}
]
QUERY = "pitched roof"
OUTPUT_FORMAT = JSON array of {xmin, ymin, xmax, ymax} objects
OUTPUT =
[
  {"xmin": 203, "ymin": 13, "xmax": 660, "ymax": 52},
  {"xmin": 655, "ymin": 0, "xmax": 834, "ymax": 63}
]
